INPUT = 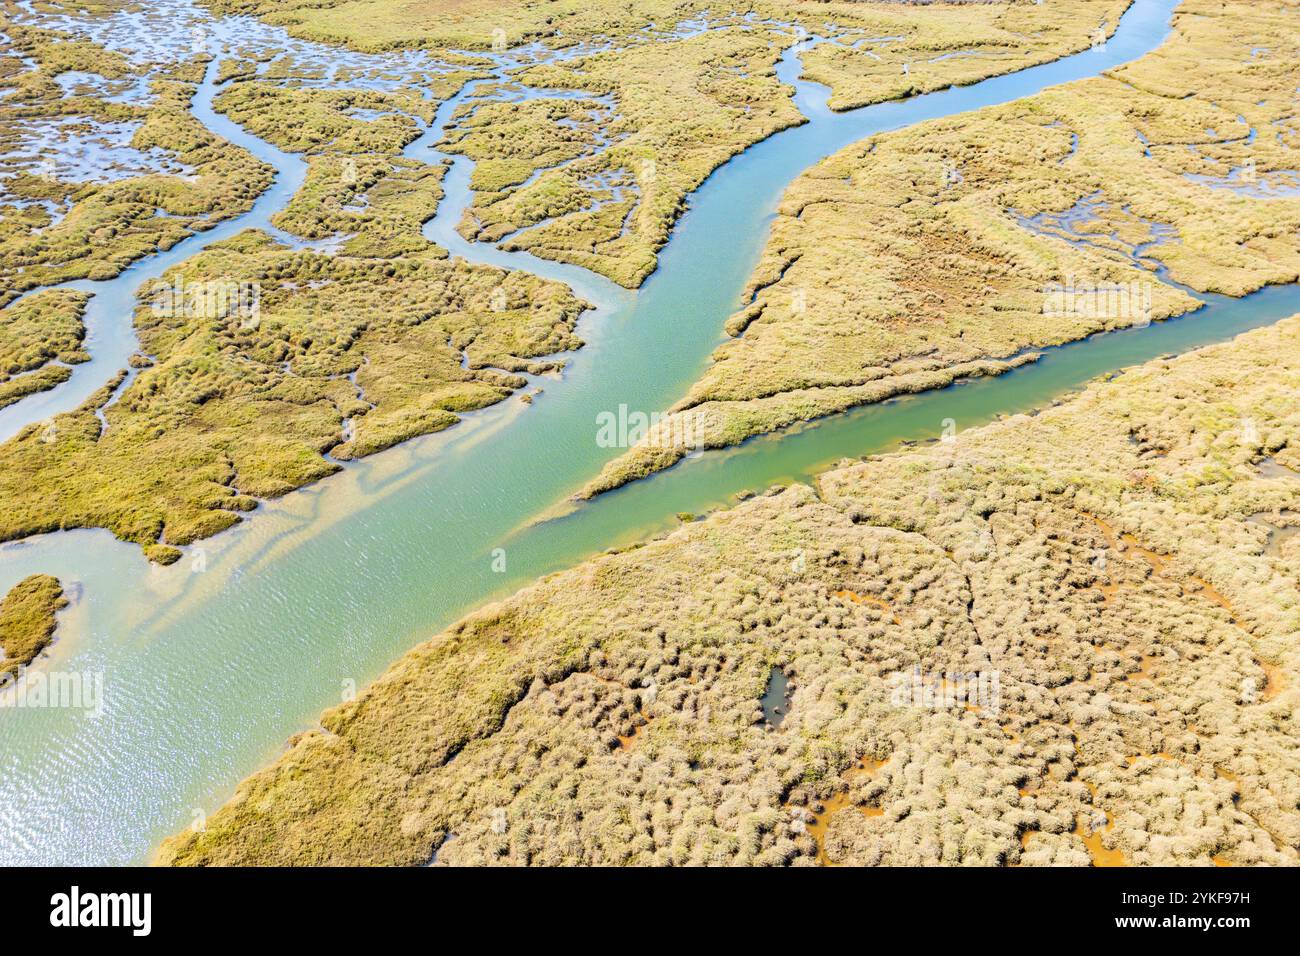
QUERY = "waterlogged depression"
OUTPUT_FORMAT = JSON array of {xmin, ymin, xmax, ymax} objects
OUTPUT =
[{"xmin": 5, "ymin": 0, "xmax": 1286, "ymax": 865}]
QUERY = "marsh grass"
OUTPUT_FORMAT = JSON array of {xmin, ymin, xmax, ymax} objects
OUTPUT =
[
  {"xmin": 0, "ymin": 230, "xmax": 585, "ymax": 560},
  {"xmin": 0, "ymin": 289, "xmax": 88, "ymax": 407},
  {"xmin": 0, "ymin": 574, "xmax": 66, "ymax": 681},
  {"xmin": 0, "ymin": 18, "xmax": 275, "ymax": 301}
]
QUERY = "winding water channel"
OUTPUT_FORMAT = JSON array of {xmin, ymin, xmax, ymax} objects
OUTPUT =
[
  {"xmin": 6, "ymin": 0, "xmax": 1290, "ymax": 864},
  {"xmin": 0, "ymin": 55, "xmax": 311, "ymax": 442}
]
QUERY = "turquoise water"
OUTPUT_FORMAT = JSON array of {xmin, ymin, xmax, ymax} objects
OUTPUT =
[{"xmin": 2, "ymin": 0, "xmax": 1275, "ymax": 865}]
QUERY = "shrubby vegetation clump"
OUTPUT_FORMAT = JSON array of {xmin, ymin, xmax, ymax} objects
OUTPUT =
[
  {"xmin": 0, "ymin": 574, "xmax": 66, "ymax": 682},
  {"xmin": 797, "ymin": 0, "xmax": 1132, "ymax": 112},
  {"xmin": 206, "ymin": 62, "xmax": 485, "ymax": 258},
  {"xmin": 212, "ymin": 81, "xmax": 434, "ymax": 155},
  {"xmin": 159, "ymin": 315, "xmax": 1300, "ymax": 865}
]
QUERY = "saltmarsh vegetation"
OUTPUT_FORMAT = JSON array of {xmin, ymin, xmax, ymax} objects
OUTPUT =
[
  {"xmin": 448, "ymin": 23, "xmax": 807, "ymax": 288},
  {"xmin": 0, "ymin": 289, "xmax": 88, "ymax": 409},
  {"xmin": 203, "ymin": 0, "xmax": 1139, "ymax": 288},
  {"xmin": 0, "ymin": 0, "xmax": 1142, "ymax": 561},
  {"xmin": 199, "ymin": 0, "xmax": 726, "ymax": 52},
  {"xmin": 198, "ymin": 0, "xmax": 1127, "ymax": 64},
  {"xmin": 580, "ymin": 0, "xmax": 1300, "ymax": 497},
  {"xmin": 212, "ymin": 82, "xmax": 435, "ymax": 156},
  {"xmin": 158, "ymin": 315, "xmax": 1300, "ymax": 866},
  {"xmin": 796, "ymin": 0, "xmax": 1133, "ymax": 112},
  {"xmin": 0, "ymin": 232, "xmax": 585, "ymax": 565},
  {"xmin": 204, "ymin": 63, "xmax": 482, "ymax": 259},
  {"xmin": 0, "ymin": 3, "xmax": 589, "ymax": 563},
  {"xmin": 445, "ymin": 1, "xmax": 1136, "ymax": 288},
  {"xmin": 0, "ymin": 574, "xmax": 67, "ymax": 682},
  {"xmin": 0, "ymin": 13, "xmax": 275, "ymax": 301}
]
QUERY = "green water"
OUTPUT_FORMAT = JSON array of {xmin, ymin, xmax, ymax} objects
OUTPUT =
[{"xmin": 4, "ymin": 0, "xmax": 1277, "ymax": 865}]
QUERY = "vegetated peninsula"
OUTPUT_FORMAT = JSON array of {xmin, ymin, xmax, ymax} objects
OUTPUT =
[
  {"xmin": 0, "ymin": 574, "xmax": 67, "ymax": 683},
  {"xmin": 580, "ymin": 0, "xmax": 1300, "ymax": 498},
  {"xmin": 0, "ymin": 0, "xmax": 1138, "ymax": 564},
  {"xmin": 0, "ymin": 290, "xmax": 89, "ymax": 410},
  {"xmin": 160, "ymin": 315, "xmax": 1300, "ymax": 866}
]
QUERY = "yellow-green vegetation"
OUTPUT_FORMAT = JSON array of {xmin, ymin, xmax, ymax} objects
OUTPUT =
[
  {"xmin": 798, "ymin": 0, "xmax": 1132, "ymax": 112},
  {"xmin": 0, "ymin": 1, "xmax": 1149, "ymax": 564},
  {"xmin": 212, "ymin": 83, "xmax": 434, "ymax": 156},
  {"xmin": 0, "ymin": 365, "xmax": 71, "ymax": 408},
  {"xmin": 0, "ymin": 574, "xmax": 67, "ymax": 682},
  {"xmin": 199, "ymin": 0, "xmax": 1124, "ymax": 63},
  {"xmin": 207, "ymin": 70, "xmax": 482, "ymax": 257},
  {"xmin": 447, "ymin": 93, "xmax": 607, "ymax": 196},
  {"xmin": 158, "ymin": 315, "xmax": 1300, "ymax": 866},
  {"xmin": 581, "ymin": 0, "xmax": 1300, "ymax": 497},
  {"xmin": 450, "ymin": 2, "xmax": 1140, "ymax": 288},
  {"xmin": 0, "ymin": 233, "xmax": 585, "ymax": 565},
  {"xmin": 0, "ymin": 289, "xmax": 88, "ymax": 408},
  {"xmin": 269, "ymin": 153, "xmax": 450, "ymax": 259},
  {"xmin": 199, "ymin": 0, "xmax": 728, "ymax": 51},
  {"xmin": 200, "ymin": 1, "xmax": 1139, "ymax": 288},
  {"xmin": 0, "ymin": 14, "xmax": 274, "ymax": 303},
  {"xmin": 454, "ymin": 23, "xmax": 805, "ymax": 287}
]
